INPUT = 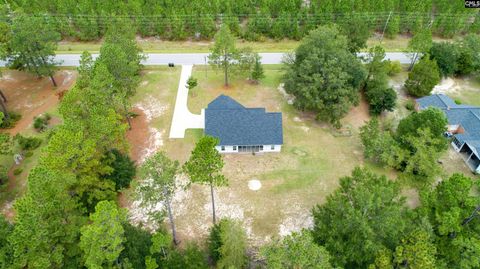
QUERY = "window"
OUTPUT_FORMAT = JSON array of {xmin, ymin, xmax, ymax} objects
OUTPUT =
[
  {"xmin": 233, "ymin": 146, "xmax": 237, "ymax": 151},
  {"xmin": 260, "ymin": 145, "xmax": 264, "ymax": 151},
  {"xmin": 271, "ymin": 145, "xmax": 275, "ymax": 150},
  {"xmin": 221, "ymin": 146, "xmax": 225, "ymax": 151}
]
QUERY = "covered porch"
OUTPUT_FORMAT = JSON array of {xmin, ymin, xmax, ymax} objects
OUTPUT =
[{"xmin": 459, "ymin": 143, "xmax": 480, "ymax": 173}]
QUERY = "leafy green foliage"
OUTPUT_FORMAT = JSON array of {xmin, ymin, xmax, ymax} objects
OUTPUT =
[
  {"xmin": 208, "ymin": 218, "xmax": 247, "ymax": 268},
  {"xmin": 9, "ymin": 166, "xmax": 84, "ymax": 268},
  {"xmin": 360, "ymin": 118, "xmax": 396, "ymax": 164},
  {"xmin": 6, "ymin": 1, "xmax": 479, "ymax": 40},
  {"xmin": 405, "ymin": 56, "xmax": 441, "ymax": 97},
  {"xmin": 340, "ymin": 13, "xmax": 371, "ymax": 53},
  {"xmin": 0, "ymin": 165, "xmax": 7, "ymax": 185},
  {"xmin": 407, "ymin": 28, "xmax": 433, "ymax": 67},
  {"xmin": 80, "ymin": 200, "xmax": 126, "ymax": 269},
  {"xmin": 283, "ymin": 25, "xmax": 366, "ymax": 127},
  {"xmin": 184, "ymin": 136, "xmax": 227, "ymax": 223},
  {"xmin": 364, "ymin": 46, "xmax": 397, "ymax": 115},
  {"xmin": 429, "ymin": 42, "xmax": 459, "ymax": 77},
  {"xmin": 0, "ymin": 215, "xmax": 13, "ymax": 268},
  {"xmin": 5, "ymin": 13, "xmax": 60, "ymax": 84},
  {"xmin": 14, "ymin": 134, "xmax": 42, "ymax": 151},
  {"xmin": 393, "ymin": 229, "xmax": 437, "ymax": 269},
  {"xmin": 396, "ymin": 108, "xmax": 448, "ymax": 151},
  {"xmin": 138, "ymin": 151, "xmax": 179, "ymax": 243},
  {"xmin": 33, "ymin": 113, "xmax": 51, "ymax": 132},
  {"xmin": 119, "ymin": 223, "xmax": 152, "ymax": 269},
  {"xmin": 183, "ymin": 137, "xmax": 226, "ymax": 182},
  {"xmin": 387, "ymin": 60, "xmax": 403, "ymax": 76},
  {"xmin": 456, "ymin": 34, "xmax": 480, "ymax": 75},
  {"xmin": 186, "ymin": 76, "xmax": 198, "ymax": 90},
  {"xmin": 208, "ymin": 24, "xmax": 238, "ymax": 86},
  {"xmin": 250, "ymin": 53, "xmax": 265, "ymax": 83},
  {"xmin": 162, "ymin": 243, "xmax": 209, "ymax": 269},
  {"xmin": 261, "ymin": 231, "xmax": 333, "ymax": 269},
  {"xmin": 102, "ymin": 149, "xmax": 136, "ymax": 191},
  {"xmin": 312, "ymin": 167, "xmax": 408, "ymax": 268},
  {"xmin": 419, "ymin": 173, "xmax": 480, "ymax": 268},
  {"xmin": 0, "ymin": 112, "xmax": 21, "ymax": 129}
]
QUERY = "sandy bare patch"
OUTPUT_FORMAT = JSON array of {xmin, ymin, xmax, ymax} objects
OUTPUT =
[
  {"xmin": 278, "ymin": 210, "xmax": 314, "ymax": 237},
  {"xmin": 432, "ymin": 78, "xmax": 460, "ymax": 95},
  {"xmin": 135, "ymin": 95, "xmax": 168, "ymax": 122},
  {"xmin": 129, "ymin": 174, "xmax": 191, "ymax": 231},
  {"xmin": 139, "ymin": 127, "xmax": 164, "ymax": 163},
  {"xmin": 277, "ymin": 83, "xmax": 294, "ymax": 105},
  {"xmin": 300, "ymin": 126, "xmax": 310, "ymax": 132}
]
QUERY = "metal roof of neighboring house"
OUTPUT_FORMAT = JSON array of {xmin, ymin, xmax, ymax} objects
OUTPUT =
[
  {"xmin": 416, "ymin": 94, "xmax": 480, "ymax": 158},
  {"xmin": 205, "ymin": 95, "xmax": 283, "ymax": 146}
]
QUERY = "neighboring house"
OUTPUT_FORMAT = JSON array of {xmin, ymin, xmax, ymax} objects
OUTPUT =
[
  {"xmin": 205, "ymin": 94, "xmax": 283, "ymax": 153},
  {"xmin": 416, "ymin": 94, "xmax": 480, "ymax": 174}
]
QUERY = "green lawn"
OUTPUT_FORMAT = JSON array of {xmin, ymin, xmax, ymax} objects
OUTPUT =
[
  {"xmin": 128, "ymin": 65, "xmax": 394, "ymax": 244},
  {"xmin": 57, "ymin": 35, "xmax": 454, "ymax": 54},
  {"xmin": 128, "ymin": 63, "xmax": 480, "ymax": 245}
]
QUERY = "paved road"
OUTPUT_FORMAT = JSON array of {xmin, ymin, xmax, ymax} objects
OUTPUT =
[
  {"xmin": 169, "ymin": 65, "xmax": 205, "ymax": 138},
  {"xmin": 0, "ymin": 52, "xmax": 411, "ymax": 67}
]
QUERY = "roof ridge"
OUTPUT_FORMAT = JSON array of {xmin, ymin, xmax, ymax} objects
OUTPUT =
[{"xmin": 470, "ymin": 110, "xmax": 480, "ymax": 121}]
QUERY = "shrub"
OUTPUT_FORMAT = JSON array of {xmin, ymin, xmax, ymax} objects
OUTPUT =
[
  {"xmin": 13, "ymin": 168, "xmax": 22, "ymax": 175},
  {"xmin": 454, "ymin": 99, "xmax": 462, "ymax": 105},
  {"xmin": 14, "ymin": 135, "xmax": 42, "ymax": 151},
  {"xmin": 0, "ymin": 165, "xmax": 7, "ymax": 185},
  {"xmin": 405, "ymin": 56, "xmax": 440, "ymax": 97},
  {"xmin": 405, "ymin": 100, "xmax": 416, "ymax": 111},
  {"xmin": 102, "ymin": 149, "xmax": 136, "ymax": 191},
  {"xmin": 387, "ymin": 60, "xmax": 403, "ymax": 76},
  {"xmin": 0, "ymin": 112, "xmax": 21, "ymax": 129},
  {"xmin": 33, "ymin": 113, "xmax": 51, "ymax": 132}
]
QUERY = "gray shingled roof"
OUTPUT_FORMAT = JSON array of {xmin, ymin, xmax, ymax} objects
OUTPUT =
[
  {"xmin": 205, "ymin": 95, "xmax": 283, "ymax": 146},
  {"xmin": 416, "ymin": 94, "xmax": 480, "ymax": 158}
]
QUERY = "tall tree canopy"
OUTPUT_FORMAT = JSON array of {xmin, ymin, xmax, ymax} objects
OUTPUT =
[
  {"xmin": 261, "ymin": 231, "xmax": 333, "ymax": 269},
  {"xmin": 138, "ymin": 151, "xmax": 180, "ymax": 245},
  {"xmin": 405, "ymin": 56, "xmax": 440, "ymax": 97},
  {"xmin": 9, "ymin": 166, "xmax": 84, "ymax": 269},
  {"xmin": 209, "ymin": 24, "xmax": 238, "ymax": 86},
  {"xmin": 80, "ymin": 200, "xmax": 126, "ymax": 269},
  {"xmin": 283, "ymin": 25, "xmax": 366, "ymax": 128},
  {"xmin": 364, "ymin": 46, "xmax": 397, "ymax": 115},
  {"xmin": 419, "ymin": 173, "xmax": 480, "ymax": 268},
  {"xmin": 5, "ymin": 13, "xmax": 60, "ymax": 86},
  {"xmin": 183, "ymin": 136, "xmax": 227, "ymax": 224},
  {"xmin": 312, "ymin": 167, "xmax": 408, "ymax": 268}
]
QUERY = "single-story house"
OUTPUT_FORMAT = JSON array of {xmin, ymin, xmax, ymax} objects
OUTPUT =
[
  {"xmin": 416, "ymin": 94, "xmax": 480, "ymax": 174},
  {"xmin": 205, "ymin": 94, "xmax": 283, "ymax": 153}
]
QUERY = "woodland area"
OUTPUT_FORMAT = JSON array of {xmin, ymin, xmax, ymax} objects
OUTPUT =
[{"xmin": 1, "ymin": 0, "xmax": 479, "ymax": 41}]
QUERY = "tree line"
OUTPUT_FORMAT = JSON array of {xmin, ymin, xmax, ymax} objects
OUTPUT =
[{"xmin": 0, "ymin": 0, "xmax": 478, "ymax": 42}]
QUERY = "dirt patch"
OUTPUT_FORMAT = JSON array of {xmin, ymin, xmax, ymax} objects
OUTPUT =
[
  {"xmin": 0, "ymin": 70, "xmax": 77, "ymax": 135},
  {"xmin": 341, "ymin": 96, "xmax": 371, "ymax": 129},
  {"xmin": 126, "ymin": 108, "xmax": 150, "ymax": 163},
  {"xmin": 432, "ymin": 78, "xmax": 459, "ymax": 95}
]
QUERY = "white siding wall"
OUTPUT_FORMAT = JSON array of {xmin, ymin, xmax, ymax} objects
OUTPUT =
[{"xmin": 215, "ymin": 145, "xmax": 282, "ymax": 154}]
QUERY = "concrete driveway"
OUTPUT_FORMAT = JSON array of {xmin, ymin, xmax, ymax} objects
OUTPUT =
[{"xmin": 169, "ymin": 65, "xmax": 205, "ymax": 138}]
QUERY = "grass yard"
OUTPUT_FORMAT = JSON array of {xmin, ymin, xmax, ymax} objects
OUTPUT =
[
  {"xmin": 127, "ymin": 65, "xmax": 397, "ymax": 245},
  {"xmin": 57, "ymin": 34, "xmax": 454, "ymax": 54},
  {"xmin": 126, "ymin": 63, "xmax": 479, "ymax": 246}
]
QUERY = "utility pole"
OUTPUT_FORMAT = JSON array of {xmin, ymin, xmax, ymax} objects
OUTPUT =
[{"xmin": 379, "ymin": 11, "xmax": 392, "ymax": 44}]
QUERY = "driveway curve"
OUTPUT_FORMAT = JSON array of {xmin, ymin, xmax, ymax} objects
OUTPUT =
[{"xmin": 169, "ymin": 65, "xmax": 205, "ymax": 138}]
